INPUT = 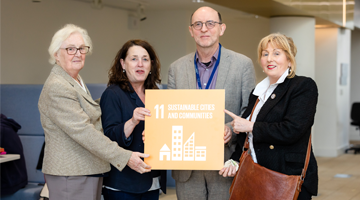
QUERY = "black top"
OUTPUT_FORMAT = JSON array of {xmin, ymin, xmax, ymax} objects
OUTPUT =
[
  {"xmin": 100, "ymin": 84, "xmax": 166, "ymax": 194},
  {"xmin": 0, "ymin": 114, "xmax": 28, "ymax": 196}
]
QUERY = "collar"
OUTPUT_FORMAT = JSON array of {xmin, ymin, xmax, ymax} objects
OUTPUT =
[
  {"xmin": 52, "ymin": 64, "xmax": 92, "ymax": 98},
  {"xmin": 52, "ymin": 64, "xmax": 76, "ymax": 85},
  {"xmin": 253, "ymin": 69, "xmax": 289, "ymax": 96},
  {"xmin": 195, "ymin": 45, "xmax": 220, "ymax": 66},
  {"xmin": 128, "ymin": 83, "xmax": 145, "ymax": 107}
]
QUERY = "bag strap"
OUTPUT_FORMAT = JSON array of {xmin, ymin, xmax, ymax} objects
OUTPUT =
[
  {"xmin": 243, "ymin": 98, "xmax": 260, "ymax": 149},
  {"xmin": 301, "ymin": 134, "xmax": 312, "ymax": 182}
]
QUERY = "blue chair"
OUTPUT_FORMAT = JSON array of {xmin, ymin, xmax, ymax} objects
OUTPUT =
[{"xmin": 0, "ymin": 84, "xmax": 107, "ymax": 200}]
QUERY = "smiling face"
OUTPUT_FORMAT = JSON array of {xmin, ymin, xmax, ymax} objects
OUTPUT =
[
  {"xmin": 189, "ymin": 7, "xmax": 225, "ymax": 50},
  {"xmin": 260, "ymin": 42, "xmax": 291, "ymax": 84},
  {"xmin": 120, "ymin": 45, "xmax": 151, "ymax": 85},
  {"xmin": 55, "ymin": 32, "xmax": 86, "ymax": 78}
]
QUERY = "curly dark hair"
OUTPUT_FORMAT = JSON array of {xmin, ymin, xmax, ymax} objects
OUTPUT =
[{"xmin": 108, "ymin": 39, "xmax": 161, "ymax": 91}]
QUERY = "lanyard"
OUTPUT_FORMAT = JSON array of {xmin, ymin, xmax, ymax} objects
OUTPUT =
[{"xmin": 194, "ymin": 44, "xmax": 222, "ymax": 89}]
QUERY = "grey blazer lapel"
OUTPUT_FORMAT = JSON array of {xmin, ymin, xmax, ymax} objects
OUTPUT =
[
  {"xmin": 215, "ymin": 47, "xmax": 231, "ymax": 89},
  {"xmin": 77, "ymin": 76, "xmax": 99, "ymax": 105},
  {"xmin": 52, "ymin": 65, "xmax": 98, "ymax": 105},
  {"xmin": 186, "ymin": 54, "xmax": 197, "ymax": 89}
]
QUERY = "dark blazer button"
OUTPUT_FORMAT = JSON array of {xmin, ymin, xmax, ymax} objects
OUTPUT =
[{"xmin": 269, "ymin": 145, "xmax": 274, "ymax": 150}]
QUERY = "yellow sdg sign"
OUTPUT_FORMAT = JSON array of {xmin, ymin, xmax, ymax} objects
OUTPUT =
[{"xmin": 144, "ymin": 89, "xmax": 225, "ymax": 170}]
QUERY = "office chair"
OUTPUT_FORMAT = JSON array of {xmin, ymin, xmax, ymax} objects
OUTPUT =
[{"xmin": 345, "ymin": 102, "xmax": 360, "ymax": 154}]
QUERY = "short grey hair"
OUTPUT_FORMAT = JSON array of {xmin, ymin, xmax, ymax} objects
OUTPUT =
[{"xmin": 48, "ymin": 24, "xmax": 93, "ymax": 64}]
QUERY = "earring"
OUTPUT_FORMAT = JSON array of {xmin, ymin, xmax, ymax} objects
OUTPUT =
[
  {"xmin": 288, "ymin": 67, "xmax": 291, "ymax": 73},
  {"xmin": 123, "ymin": 69, "xmax": 125, "ymax": 72},
  {"xmin": 149, "ymin": 71, "xmax": 151, "ymax": 75}
]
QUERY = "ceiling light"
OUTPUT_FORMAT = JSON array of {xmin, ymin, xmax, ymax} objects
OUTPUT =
[{"xmin": 192, "ymin": 0, "xmax": 204, "ymax": 3}]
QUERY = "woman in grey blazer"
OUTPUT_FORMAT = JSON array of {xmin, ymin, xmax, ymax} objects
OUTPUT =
[{"xmin": 38, "ymin": 24, "xmax": 151, "ymax": 200}]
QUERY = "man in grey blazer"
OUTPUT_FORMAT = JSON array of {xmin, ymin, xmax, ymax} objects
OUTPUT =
[{"xmin": 168, "ymin": 6, "xmax": 256, "ymax": 200}]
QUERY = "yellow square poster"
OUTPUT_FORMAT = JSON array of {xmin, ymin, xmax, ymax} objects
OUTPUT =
[{"xmin": 144, "ymin": 89, "xmax": 225, "ymax": 170}]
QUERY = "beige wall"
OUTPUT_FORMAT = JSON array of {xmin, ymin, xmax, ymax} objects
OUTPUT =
[
  {"xmin": 1, "ymin": 0, "xmax": 269, "ymax": 84},
  {"xmin": 140, "ymin": 10, "xmax": 195, "ymax": 84},
  {"xmin": 220, "ymin": 18, "xmax": 269, "ymax": 82},
  {"xmin": 336, "ymin": 28, "xmax": 352, "ymax": 153},
  {"xmin": 1, "ymin": 0, "xmax": 141, "ymax": 84},
  {"xmin": 314, "ymin": 28, "xmax": 352, "ymax": 156}
]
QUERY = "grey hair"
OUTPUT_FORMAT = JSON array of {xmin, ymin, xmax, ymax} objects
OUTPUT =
[{"xmin": 48, "ymin": 24, "xmax": 93, "ymax": 64}]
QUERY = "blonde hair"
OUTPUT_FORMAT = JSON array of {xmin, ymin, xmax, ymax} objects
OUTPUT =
[
  {"xmin": 48, "ymin": 24, "xmax": 93, "ymax": 64},
  {"xmin": 257, "ymin": 33, "xmax": 297, "ymax": 78}
]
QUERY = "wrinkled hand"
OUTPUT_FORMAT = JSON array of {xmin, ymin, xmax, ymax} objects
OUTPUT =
[
  {"xmin": 127, "ymin": 152, "xmax": 151, "ymax": 174},
  {"xmin": 224, "ymin": 125, "xmax": 231, "ymax": 144},
  {"xmin": 131, "ymin": 108, "xmax": 151, "ymax": 126},
  {"xmin": 224, "ymin": 109, "xmax": 254, "ymax": 133},
  {"xmin": 219, "ymin": 165, "xmax": 237, "ymax": 177}
]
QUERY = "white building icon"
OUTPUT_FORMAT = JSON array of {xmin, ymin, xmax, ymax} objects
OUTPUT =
[
  {"xmin": 159, "ymin": 144, "xmax": 170, "ymax": 161},
  {"xmin": 184, "ymin": 133, "xmax": 195, "ymax": 161},
  {"xmin": 195, "ymin": 146, "xmax": 206, "ymax": 161},
  {"xmin": 160, "ymin": 126, "xmax": 206, "ymax": 161},
  {"xmin": 171, "ymin": 126, "xmax": 183, "ymax": 161}
]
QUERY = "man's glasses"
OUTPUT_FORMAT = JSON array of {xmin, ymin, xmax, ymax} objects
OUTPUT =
[
  {"xmin": 60, "ymin": 46, "xmax": 90, "ymax": 55},
  {"xmin": 191, "ymin": 20, "xmax": 222, "ymax": 30}
]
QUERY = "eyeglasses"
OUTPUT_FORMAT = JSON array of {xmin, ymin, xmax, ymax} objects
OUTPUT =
[
  {"xmin": 60, "ymin": 46, "xmax": 90, "ymax": 55},
  {"xmin": 191, "ymin": 20, "xmax": 222, "ymax": 30}
]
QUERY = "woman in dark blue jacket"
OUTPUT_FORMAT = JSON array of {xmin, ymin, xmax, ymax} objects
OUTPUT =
[
  {"xmin": 219, "ymin": 33, "xmax": 318, "ymax": 200},
  {"xmin": 100, "ymin": 40, "xmax": 166, "ymax": 200}
]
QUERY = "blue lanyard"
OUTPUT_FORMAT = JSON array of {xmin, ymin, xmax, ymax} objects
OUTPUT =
[{"xmin": 194, "ymin": 44, "xmax": 222, "ymax": 89}]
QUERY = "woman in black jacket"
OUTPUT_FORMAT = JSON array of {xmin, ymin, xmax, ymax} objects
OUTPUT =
[
  {"xmin": 100, "ymin": 40, "xmax": 166, "ymax": 200},
  {"xmin": 219, "ymin": 33, "xmax": 318, "ymax": 199}
]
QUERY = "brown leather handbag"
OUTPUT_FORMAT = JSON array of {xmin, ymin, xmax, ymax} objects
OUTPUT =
[{"xmin": 229, "ymin": 99, "xmax": 312, "ymax": 200}]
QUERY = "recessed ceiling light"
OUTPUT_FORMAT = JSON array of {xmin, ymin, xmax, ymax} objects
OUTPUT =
[{"xmin": 192, "ymin": 0, "xmax": 204, "ymax": 3}]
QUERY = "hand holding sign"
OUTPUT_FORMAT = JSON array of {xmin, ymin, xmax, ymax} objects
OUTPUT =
[
  {"xmin": 219, "ymin": 162, "xmax": 237, "ymax": 177},
  {"xmin": 132, "ymin": 108, "xmax": 151, "ymax": 125},
  {"xmin": 127, "ymin": 152, "xmax": 151, "ymax": 174},
  {"xmin": 224, "ymin": 125, "xmax": 231, "ymax": 144},
  {"xmin": 125, "ymin": 108, "xmax": 151, "ymax": 138},
  {"xmin": 224, "ymin": 109, "xmax": 254, "ymax": 133}
]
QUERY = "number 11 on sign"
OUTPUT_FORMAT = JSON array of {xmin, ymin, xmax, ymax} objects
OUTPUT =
[{"xmin": 154, "ymin": 104, "xmax": 164, "ymax": 119}]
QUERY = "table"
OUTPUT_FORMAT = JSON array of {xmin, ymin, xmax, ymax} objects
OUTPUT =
[{"xmin": 0, "ymin": 154, "xmax": 20, "ymax": 163}]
